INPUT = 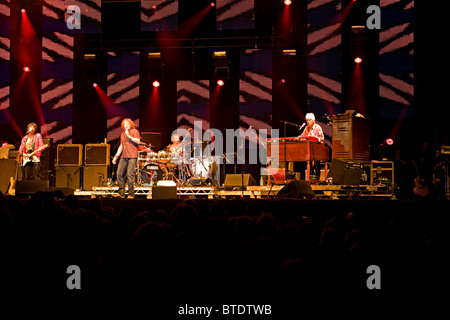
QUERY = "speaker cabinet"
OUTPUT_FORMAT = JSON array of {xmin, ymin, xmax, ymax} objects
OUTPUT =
[
  {"xmin": 57, "ymin": 144, "xmax": 83, "ymax": 166},
  {"xmin": 327, "ymin": 158, "xmax": 367, "ymax": 185},
  {"xmin": 276, "ymin": 180, "xmax": 314, "ymax": 199},
  {"xmin": 85, "ymin": 144, "xmax": 110, "ymax": 165},
  {"xmin": 39, "ymin": 138, "xmax": 53, "ymax": 181},
  {"xmin": 141, "ymin": 132, "xmax": 161, "ymax": 151},
  {"xmin": 151, "ymin": 186, "xmax": 177, "ymax": 199},
  {"xmin": 332, "ymin": 116, "xmax": 370, "ymax": 162},
  {"xmin": 83, "ymin": 165, "xmax": 108, "ymax": 190},
  {"xmin": 15, "ymin": 180, "xmax": 49, "ymax": 196},
  {"xmin": 224, "ymin": 174, "xmax": 256, "ymax": 190},
  {"xmin": 55, "ymin": 165, "xmax": 81, "ymax": 190}
]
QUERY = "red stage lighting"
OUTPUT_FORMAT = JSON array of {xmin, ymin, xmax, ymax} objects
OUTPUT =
[
  {"xmin": 217, "ymin": 80, "xmax": 224, "ymax": 87},
  {"xmin": 21, "ymin": 9, "xmax": 25, "ymax": 13},
  {"xmin": 210, "ymin": 2, "xmax": 215, "ymax": 6},
  {"xmin": 284, "ymin": 0, "xmax": 292, "ymax": 5},
  {"xmin": 354, "ymin": 57, "xmax": 363, "ymax": 64},
  {"xmin": 93, "ymin": 83, "xmax": 98, "ymax": 87},
  {"xmin": 23, "ymin": 66, "xmax": 30, "ymax": 72},
  {"xmin": 152, "ymin": 80, "xmax": 160, "ymax": 88},
  {"xmin": 281, "ymin": 78, "xmax": 286, "ymax": 84},
  {"xmin": 386, "ymin": 138, "xmax": 394, "ymax": 146}
]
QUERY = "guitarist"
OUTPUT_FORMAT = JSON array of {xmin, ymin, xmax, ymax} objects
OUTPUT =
[{"xmin": 18, "ymin": 122, "xmax": 44, "ymax": 180}]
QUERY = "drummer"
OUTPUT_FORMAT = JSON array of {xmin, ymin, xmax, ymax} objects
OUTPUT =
[{"xmin": 167, "ymin": 134, "xmax": 183, "ymax": 159}]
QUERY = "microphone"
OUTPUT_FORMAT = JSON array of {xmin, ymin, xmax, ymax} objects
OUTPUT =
[
  {"xmin": 299, "ymin": 123, "xmax": 306, "ymax": 130},
  {"xmin": 248, "ymin": 126, "xmax": 253, "ymax": 130}
]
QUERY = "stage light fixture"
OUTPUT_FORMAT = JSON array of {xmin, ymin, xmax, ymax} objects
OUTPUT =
[
  {"xmin": 83, "ymin": 53, "xmax": 96, "ymax": 61},
  {"xmin": 282, "ymin": 49, "xmax": 296, "ymax": 57},
  {"xmin": 284, "ymin": 0, "xmax": 292, "ymax": 5},
  {"xmin": 148, "ymin": 52, "xmax": 161, "ymax": 60},
  {"xmin": 21, "ymin": 9, "xmax": 25, "ymax": 13},
  {"xmin": 217, "ymin": 80, "xmax": 224, "ymax": 87},
  {"xmin": 92, "ymin": 83, "xmax": 98, "ymax": 87},
  {"xmin": 210, "ymin": 2, "xmax": 215, "ymax": 7},
  {"xmin": 386, "ymin": 138, "xmax": 394, "ymax": 146},
  {"xmin": 152, "ymin": 80, "xmax": 160, "ymax": 88},
  {"xmin": 213, "ymin": 51, "xmax": 227, "ymax": 59},
  {"xmin": 281, "ymin": 78, "xmax": 286, "ymax": 84},
  {"xmin": 354, "ymin": 57, "xmax": 363, "ymax": 64},
  {"xmin": 23, "ymin": 66, "xmax": 30, "ymax": 72}
]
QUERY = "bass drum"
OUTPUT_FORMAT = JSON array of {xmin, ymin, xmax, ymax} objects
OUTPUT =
[{"xmin": 141, "ymin": 162, "xmax": 163, "ymax": 184}]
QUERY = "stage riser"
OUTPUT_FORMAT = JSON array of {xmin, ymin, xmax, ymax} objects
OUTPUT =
[{"xmin": 85, "ymin": 185, "xmax": 394, "ymax": 199}]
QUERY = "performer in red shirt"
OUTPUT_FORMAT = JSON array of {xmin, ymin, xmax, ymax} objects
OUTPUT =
[
  {"xmin": 112, "ymin": 118, "xmax": 141, "ymax": 198},
  {"xmin": 18, "ymin": 122, "xmax": 45, "ymax": 180}
]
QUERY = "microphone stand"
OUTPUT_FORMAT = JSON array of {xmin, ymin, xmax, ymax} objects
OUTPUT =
[{"xmin": 279, "ymin": 120, "xmax": 303, "ymax": 183}]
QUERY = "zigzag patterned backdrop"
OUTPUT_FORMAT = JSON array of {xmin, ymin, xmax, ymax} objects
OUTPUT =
[
  {"xmin": 379, "ymin": 0, "xmax": 414, "ymax": 118},
  {"xmin": 0, "ymin": 1, "xmax": 414, "ymax": 146},
  {"xmin": 0, "ymin": 0, "xmax": 10, "ymax": 125}
]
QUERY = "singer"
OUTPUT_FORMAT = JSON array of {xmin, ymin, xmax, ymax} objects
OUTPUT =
[
  {"xmin": 112, "ymin": 118, "xmax": 141, "ymax": 198},
  {"xmin": 298, "ymin": 113, "xmax": 324, "ymax": 143},
  {"xmin": 18, "ymin": 122, "xmax": 44, "ymax": 180}
]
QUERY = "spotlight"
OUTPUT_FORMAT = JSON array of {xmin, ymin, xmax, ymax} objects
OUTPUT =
[
  {"xmin": 354, "ymin": 57, "xmax": 363, "ymax": 64},
  {"xmin": 284, "ymin": 0, "xmax": 292, "ymax": 5},
  {"xmin": 281, "ymin": 78, "xmax": 286, "ymax": 84},
  {"xmin": 210, "ymin": 2, "xmax": 215, "ymax": 6},
  {"xmin": 217, "ymin": 80, "xmax": 224, "ymax": 87},
  {"xmin": 23, "ymin": 66, "xmax": 30, "ymax": 72},
  {"xmin": 152, "ymin": 80, "xmax": 160, "ymax": 88},
  {"xmin": 386, "ymin": 138, "xmax": 394, "ymax": 146},
  {"xmin": 21, "ymin": 9, "xmax": 25, "ymax": 13},
  {"xmin": 93, "ymin": 83, "xmax": 98, "ymax": 87}
]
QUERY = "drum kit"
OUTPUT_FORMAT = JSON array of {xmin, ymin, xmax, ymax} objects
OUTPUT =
[{"xmin": 136, "ymin": 141, "xmax": 218, "ymax": 186}]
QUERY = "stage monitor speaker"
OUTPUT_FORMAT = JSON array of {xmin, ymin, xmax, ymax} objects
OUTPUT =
[
  {"xmin": 327, "ymin": 158, "xmax": 366, "ymax": 185},
  {"xmin": 151, "ymin": 186, "xmax": 177, "ymax": 199},
  {"xmin": 224, "ymin": 174, "xmax": 256, "ymax": 191},
  {"xmin": 141, "ymin": 132, "xmax": 161, "ymax": 151},
  {"xmin": 55, "ymin": 165, "xmax": 81, "ymax": 190},
  {"xmin": 276, "ymin": 180, "xmax": 314, "ymax": 199},
  {"xmin": 57, "ymin": 144, "xmax": 83, "ymax": 166},
  {"xmin": 15, "ymin": 180, "xmax": 49, "ymax": 196},
  {"xmin": 187, "ymin": 177, "xmax": 208, "ymax": 186},
  {"xmin": 44, "ymin": 187, "xmax": 75, "ymax": 197},
  {"xmin": 83, "ymin": 165, "xmax": 108, "ymax": 190},
  {"xmin": 85, "ymin": 144, "xmax": 110, "ymax": 165}
]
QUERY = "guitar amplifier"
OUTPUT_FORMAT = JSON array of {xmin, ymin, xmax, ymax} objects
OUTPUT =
[
  {"xmin": 85, "ymin": 144, "xmax": 110, "ymax": 165},
  {"xmin": 57, "ymin": 144, "xmax": 83, "ymax": 166}
]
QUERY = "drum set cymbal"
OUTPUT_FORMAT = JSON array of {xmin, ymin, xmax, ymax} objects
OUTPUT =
[{"xmin": 138, "ymin": 142, "xmax": 153, "ymax": 152}]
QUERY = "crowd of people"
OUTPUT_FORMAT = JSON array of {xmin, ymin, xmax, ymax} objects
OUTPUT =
[{"xmin": 1, "ymin": 191, "xmax": 448, "ymax": 314}]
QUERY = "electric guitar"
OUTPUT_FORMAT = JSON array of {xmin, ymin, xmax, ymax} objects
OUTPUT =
[{"xmin": 20, "ymin": 144, "xmax": 48, "ymax": 167}]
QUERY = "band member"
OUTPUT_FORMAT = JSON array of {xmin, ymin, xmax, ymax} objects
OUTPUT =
[
  {"xmin": 19, "ymin": 122, "xmax": 44, "ymax": 180},
  {"xmin": 112, "ymin": 118, "xmax": 141, "ymax": 199},
  {"xmin": 298, "ymin": 113, "xmax": 325, "ymax": 143},
  {"xmin": 167, "ymin": 134, "xmax": 182, "ymax": 157}
]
